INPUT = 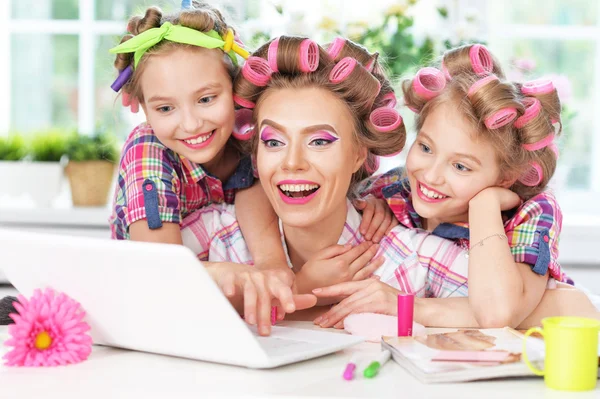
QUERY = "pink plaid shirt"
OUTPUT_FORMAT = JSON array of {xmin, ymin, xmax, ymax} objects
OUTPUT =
[
  {"xmin": 109, "ymin": 123, "xmax": 254, "ymax": 240},
  {"xmin": 180, "ymin": 201, "xmax": 470, "ymax": 298}
]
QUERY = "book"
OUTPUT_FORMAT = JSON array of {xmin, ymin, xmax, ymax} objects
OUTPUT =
[{"xmin": 381, "ymin": 327, "xmax": 600, "ymax": 384}]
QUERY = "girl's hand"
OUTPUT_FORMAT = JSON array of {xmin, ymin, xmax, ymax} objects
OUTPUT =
[
  {"xmin": 354, "ymin": 196, "xmax": 399, "ymax": 243},
  {"xmin": 311, "ymin": 278, "xmax": 401, "ymax": 329},
  {"xmin": 470, "ymin": 187, "xmax": 521, "ymax": 211},
  {"xmin": 209, "ymin": 263, "xmax": 316, "ymax": 335},
  {"xmin": 295, "ymin": 242, "xmax": 385, "ymax": 296}
]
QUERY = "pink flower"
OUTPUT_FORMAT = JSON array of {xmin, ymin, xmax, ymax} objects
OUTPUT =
[
  {"xmin": 3, "ymin": 288, "xmax": 92, "ymax": 367},
  {"xmin": 513, "ymin": 58, "xmax": 537, "ymax": 72}
]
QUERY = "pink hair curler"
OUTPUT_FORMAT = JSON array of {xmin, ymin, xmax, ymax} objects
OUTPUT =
[
  {"xmin": 469, "ymin": 44, "xmax": 494, "ymax": 76},
  {"xmin": 407, "ymin": 104, "xmax": 420, "ymax": 113},
  {"xmin": 521, "ymin": 79, "xmax": 555, "ymax": 95},
  {"xmin": 365, "ymin": 55, "xmax": 377, "ymax": 73},
  {"xmin": 233, "ymin": 94, "xmax": 255, "ymax": 109},
  {"xmin": 370, "ymin": 107, "xmax": 403, "ymax": 133},
  {"xmin": 232, "ymin": 108, "xmax": 255, "ymax": 141},
  {"xmin": 467, "ymin": 74, "xmax": 499, "ymax": 98},
  {"xmin": 514, "ymin": 97, "xmax": 542, "ymax": 129},
  {"xmin": 364, "ymin": 155, "xmax": 380, "ymax": 174},
  {"xmin": 484, "ymin": 107, "xmax": 518, "ymax": 129},
  {"xmin": 267, "ymin": 38, "xmax": 279, "ymax": 73},
  {"xmin": 382, "ymin": 92, "xmax": 397, "ymax": 108},
  {"xmin": 121, "ymin": 92, "xmax": 139, "ymax": 113},
  {"xmin": 412, "ymin": 67, "xmax": 446, "ymax": 100},
  {"xmin": 522, "ymin": 133, "xmax": 555, "ymax": 152},
  {"xmin": 518, "ymin": 162, "xmax": 543, "ymax": 186},
  {"xmin": 327, "ymin": 37, "xmax": 346, "ymax": 60},
  {"xmin": 241, "ymin": 56, "xmax": 273, "ymax": 87},
  {"xmin": 299, "ymin": 39, "xmax": 319, "ymax": 72},
  {"xmin": 329, "ymin": 57, "xmax": 357, "ymax": 83},
  {"xmin": 441, "ymin": 60, "xmax": 452, "ymax": 81}
]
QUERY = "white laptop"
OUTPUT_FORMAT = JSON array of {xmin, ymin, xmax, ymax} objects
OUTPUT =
[{"xmin": 0, "ymin": 228, "xmax": 362, "ymax": 368}]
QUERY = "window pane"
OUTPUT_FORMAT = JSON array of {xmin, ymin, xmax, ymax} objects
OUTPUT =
[
  {"xmin": 11, "ymin": 0, "xmax": 79, "ymax": 20},
  {"xmin": 489, "ymin": 0, "xmax": 598, "ymax": 26},
  {"xmin": 489, "ymin": 38, "xmax": 596, "ymax": 189},
  {"xmin": 95, "ymin": 0, "xmax": 177, "ymax": 21},
  {"xmin": 11, "ymin": 34, "xmax": 79, "ymax": 132},
  {"xmin": 95, "ymin": 35, "xmax": 145, "ymax": 138}
]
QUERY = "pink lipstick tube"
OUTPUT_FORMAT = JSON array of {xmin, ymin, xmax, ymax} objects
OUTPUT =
[{"xmin": 397, "ymin": 294, "xmax": 414, "ymax": 337}]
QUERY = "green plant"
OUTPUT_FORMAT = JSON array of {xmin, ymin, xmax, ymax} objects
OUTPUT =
[
  {"xmin": 28, "ymin": 129, "xmax": 69, "ymax": 162},
  {"xmin": 0, "ymin": 134, "xmax": 27, "ymax": 161},
  {"xmin": 65, "ymin": 130, "xmax": 119, "ymax": 163}
]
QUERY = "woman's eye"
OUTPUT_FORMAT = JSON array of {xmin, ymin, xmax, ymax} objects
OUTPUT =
[
  {"xmin": 454, "ymin": 163, "xmax": 471, "ymax": 172},
  {"xmin": 263, "ymin": 139, "xmax": 284, "ymax": 148},
  {"xmin": 157, "ymin": 106, "xmax": 173, "ymax": 113},
  {"xmin": 309, "ymin": 138, "xmax": 332, "ymax": 147},
  {"xmin": 419, "ymin": 143, "xmax": 431, "ymax": 153},
  {"xmin": 199, "ymin": 96, "xmax": 215, "ymax": 104}
]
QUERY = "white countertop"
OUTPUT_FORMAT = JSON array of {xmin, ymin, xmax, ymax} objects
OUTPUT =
[{"xmin": 1, "ymin": 321, "xmax": 597, "ymax": 399}]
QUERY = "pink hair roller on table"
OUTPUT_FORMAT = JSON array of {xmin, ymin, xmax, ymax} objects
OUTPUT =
[
  {"xmin": 241, "ymin": 56, "xmax": 273, "ymax": 87},
  {"xmin": 232, "ymin": 108, "xmax": 255, "ymax": 141},
  {"xmin": 299, "ymin": 39, "xmax": 319, "ymax": 72},
  {"xmin": 514, "ymin": 97, "xmax": 542, "ymax": 129},
  {"xmin": 469, "ymin": 44, "xmax": 494, "ymax": 76},
  {"xmin": 412, "ymin": 67, "xmax": 446, "ymax": 100}
]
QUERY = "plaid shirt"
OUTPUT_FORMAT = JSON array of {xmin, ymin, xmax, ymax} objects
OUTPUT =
[
  {"xmin": 109, "ymin": 123, "xmax": 254, "ymax": 240},
  {"xmin": 180, "ymin": 201, "xmax": 470, "ymax": 298},
  {"xmin": 360, "ymin": 167, "xmax": 567, "ymax": 283}
]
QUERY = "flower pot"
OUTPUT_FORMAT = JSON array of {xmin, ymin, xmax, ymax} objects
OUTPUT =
[
  {"xmin": 0, "ymin": 160, "xmax": 64, "ymax": 207},
  {"xmin": 65, "ymin": 160, "xmax": 116, "ymax": 207}
]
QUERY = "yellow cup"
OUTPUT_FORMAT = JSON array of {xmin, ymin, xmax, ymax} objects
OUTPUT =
[{"xmin": 523, "ymin": 316, "xmax": 600, "ymax": 391}]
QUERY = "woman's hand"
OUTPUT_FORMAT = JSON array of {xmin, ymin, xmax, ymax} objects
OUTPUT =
[
  {"xmin": 354, "ymin": 195, "xmax": 399, "ymax": 243},
  {"xmin": 295, "ymin": 242, "xmax": 384, "ymax": 297},
  {"xmin": 208, "ymin": 263, "xmax": 316, "ymax": 335},
  {"xmin": 311, "ymin": 278, "xmax": 401, "ymax": 329}
]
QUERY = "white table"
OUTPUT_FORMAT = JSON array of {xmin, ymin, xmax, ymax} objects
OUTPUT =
[{"xmin": 1, "ymin": 321, "xmax": 598, "ymax": 399}]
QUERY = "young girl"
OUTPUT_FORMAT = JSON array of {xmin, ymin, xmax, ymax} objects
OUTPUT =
[
  {"xmin": 314, "ymin": 43, "xmax": 600, "ymax": 329},
  {"xmin": 105, "ymin": 2, "xmax": 393, "ymax": 333}
]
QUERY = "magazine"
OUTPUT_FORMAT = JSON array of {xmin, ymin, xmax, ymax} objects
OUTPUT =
[{"xmin": 381, "ymin": 327, "xmax": 599, "ymax": 384}]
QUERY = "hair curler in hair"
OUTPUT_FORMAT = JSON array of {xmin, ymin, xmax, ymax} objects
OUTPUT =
[
  {"xmin": 381, "ymin": 92, "xmax": 397, "ymax": 108},
  {"xmin": 299, "ymin": 39, "xmax": 319, "ymax": 72},
  {"xmin": 241, "ymin": 56, "xmax": 273, "ymax": 87},
  {"xmin": 327, "ymin": 37, "xmax": 346, "ymax": 61},
  {"xmin": 484, "ymin": 108, "xmax": 518, "ymax": 130},
  {"xmin": 267, "ymin": 38, "xmax": 280, "ymax": 73},
  {"xmin": 441, "ymin": 60, "xmax": 452, "ymax": 81},
  {"xmin": 369, "ymin": 107, "xmax": 403, "ymax": 133},
  {"xmin": 549, "ymin": 143, "xmax": 560, "ymax": 159},
  {"xmin": 522, "ymin": 133, "xmax": 555, "ymax": 152},
  {"xmin": 514, "ymin": 97, "xmax": 542, "ymax": 129},
  {"xmin": 329, "ymin": 57, "xmax": 358, "ymax": 83},
  {"xmin": 233, "ymin": 94, "xmax": 255, "ymax": 109},
  {"xmin": 412, "ymin": 67, "xmax": 446, "ymax": 100},
  {"xmin": 521, "ymin": 79, "xmax": 555, "ymax": 96},
  {"xmin": 469, "ymin": 44, "xmax": 494, "ymax": 76},
  {"xmin": 232, "ymin": 109, "xmax": 255, "ymax": 141},
  {"xmin": 467, "ymin": 74, "xmax": 499, "ymax": 98},
  {"xmin": 111, "ymin": 65, "xmax": 133, "ymax": 92},
  {"xmin": 518, "ymin": 162, "xmax": 543, "ymax": 186}
]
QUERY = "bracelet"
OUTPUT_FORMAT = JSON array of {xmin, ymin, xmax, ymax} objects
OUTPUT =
[{"xmin": 465, "ymin": 233, "xmax": 507, "ymax": 258}]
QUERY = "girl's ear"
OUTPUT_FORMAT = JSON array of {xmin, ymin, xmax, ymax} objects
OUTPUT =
[
  {"xmin": 353, "ymin": 146, "xmax": 368, "ymax": 173},
  {"xmin": 497, "ymin": 172, "xmax": 518, "ymax": 188}
]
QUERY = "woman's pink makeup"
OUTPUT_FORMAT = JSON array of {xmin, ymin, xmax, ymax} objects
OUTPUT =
[
  {"xmin": 311, "ymin": 131, "xmax": 340, "ymax": 143},
  {"xmin": 259, "ymin": 125, "xmax": 284, "ymax": 142}
]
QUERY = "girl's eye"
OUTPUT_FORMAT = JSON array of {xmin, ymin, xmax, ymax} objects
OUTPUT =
[
  {"xmin": 309, "ymin": 138, "xmax": 332, "ymax": 147},
  {"xmin": 199, "ymin": 96, "xmax": 215, "ymax": 104},
  {"xmin": 419, "ymin": 143, "xmax": 432, "ymax": 153},
  {"xmin": 157, "ymin": 106, "xmax": 173, "ymax": 113},
  {"xmin": 263, "ymin": 139, "xmax": 284, "ymax": 148},
  {"xmin": 454, "ymin": 163, "xmax": 471, "ymax": 172}
]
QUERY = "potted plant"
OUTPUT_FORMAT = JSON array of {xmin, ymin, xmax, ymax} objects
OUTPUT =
[
  {"xmin": 65, "ymin": 130, "xmax": 119, "ymax": 207},
  {"xmin": 0, "ymin": 133, "xmax": 28, "ymax": 199}
]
